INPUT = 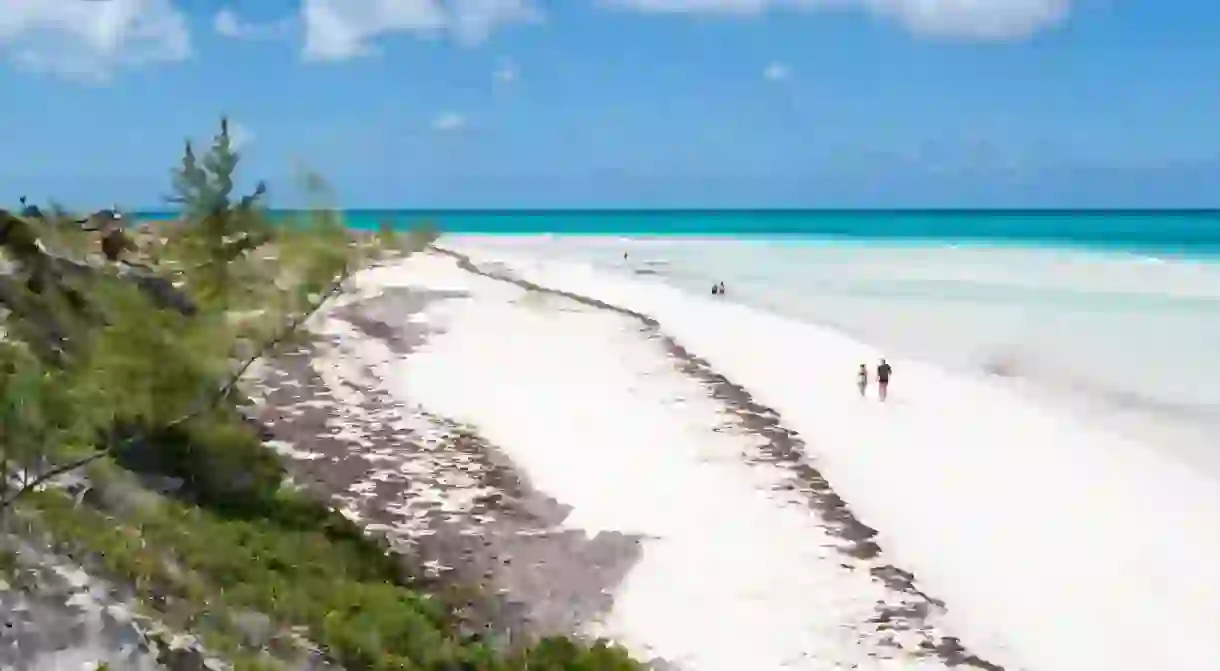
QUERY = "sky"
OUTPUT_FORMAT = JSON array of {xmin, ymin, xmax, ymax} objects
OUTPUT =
[{"xmin": 1, "ymin": 0, "xmax": 1219, "ymax": 209}]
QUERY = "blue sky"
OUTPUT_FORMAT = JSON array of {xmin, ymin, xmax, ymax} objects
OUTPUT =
[{"xmin": 2, "ymin": 0, "xmax": 1219, "ymax": 209}]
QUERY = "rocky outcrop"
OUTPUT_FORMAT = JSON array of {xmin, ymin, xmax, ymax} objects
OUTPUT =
[{"xmin": 0, "ymin": 533, "xmax": 222, "ymax": 671}]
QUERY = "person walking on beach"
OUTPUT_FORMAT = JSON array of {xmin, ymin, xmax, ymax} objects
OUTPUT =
[
  {"xmin": 718, "ymin": 281, "xmax": 726, "ymax": 295},
  {"xmin": 857, "ymin": 363, "xmax": 869, "ymax": 397},
  {"xmin": 876, "ymin": 358, "xmax": 892, "ymax": 402}
]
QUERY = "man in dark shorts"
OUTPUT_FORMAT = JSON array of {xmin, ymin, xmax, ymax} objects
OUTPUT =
[{"xmin": 877, "ymin": 359, "xmax": 892, "ymax": 401}]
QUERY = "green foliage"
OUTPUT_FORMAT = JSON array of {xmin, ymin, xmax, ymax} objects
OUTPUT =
[
  {"xmin": 166, "ymin": 117, "xmax": 273, "ymax": 310},
  {"xmin": 0, "ymin": 117, "xmax": 642, "ymax": 670},
  {"xmin": 111, "ymin": 411, "xmax": 285, "ymax": 509},
  {"xmin": 72, "ymin": 282, "xmax": 232, "ymax": 427},
  {"xmin": 509, "ymin": 637, "xmax": 643, "ymax": 670},
  {"xmin": 0, "ymin": 118, "xmax": 426, "ymax": 511},
  {"xmin": 0, "ymin": 343, "xmax": 102, "ymax": 483},
  {"xmin": 0, "ymin": 116, "xmax": 388, "ymax": 491},
  {"xmin": 22, "ymin": 484, "xmax": 641, "ymax": 670}
]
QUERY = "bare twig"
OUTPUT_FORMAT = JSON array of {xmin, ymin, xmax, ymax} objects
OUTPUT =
[{"xmin": 0, "ymin": 448, "xmax": 107, "ymax": 508}]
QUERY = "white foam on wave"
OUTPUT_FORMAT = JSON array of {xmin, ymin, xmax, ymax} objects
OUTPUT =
[{"xmin": 446, "ymin": 238, "xmax": 1220, "ymax": 671}]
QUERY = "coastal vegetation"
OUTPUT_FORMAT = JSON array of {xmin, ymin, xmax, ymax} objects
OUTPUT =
[{"xmin": 0, "ymin": 119, "xmax": 641, "ymax": 669}]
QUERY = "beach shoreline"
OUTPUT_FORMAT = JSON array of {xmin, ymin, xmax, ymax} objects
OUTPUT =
[
  {"xmin": 463, "ymin": 233, "xmax": 1220, "ymax": 482},
  {"xmin": 435, "ymin": 247, "xmax": 1004, "ymax": 670},
  {"xmin": 240, "ymin": 240, "xmax": 1220, "ymax": 671},
  {"xmin": 433, "ymin": 239, "xmax": 1220, "ymax": 671},
  {"xmin": 244, "ymin": 248, "xmax": 1013, "ymax": 670}
]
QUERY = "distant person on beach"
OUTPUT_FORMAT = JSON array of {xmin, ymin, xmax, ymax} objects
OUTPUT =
[
  {"xmin": 718, "ymin": 281, "xmax": 726, "ymax": 295},
  {"xmin": 877, "ymin": 359, "xmax": 892, "ymax": 401},
  {"xmin": 711, "ymin": 283, "xmax": 720, "ymax": 295},
  {"xmin": 857, "ymin": 364, "xmax": 869, "ymax": 397}
]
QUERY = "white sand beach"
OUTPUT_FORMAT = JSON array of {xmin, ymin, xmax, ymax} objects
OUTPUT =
[{"xmin": 305, "ymin": 245, "xmax": 1220, "ymax": 671}]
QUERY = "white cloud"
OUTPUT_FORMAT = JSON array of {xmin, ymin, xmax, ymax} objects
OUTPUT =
[
  {"xmin": 606, "ymin": 0, "xmax": 777, "ymax": 14},
  {"xmin": 432, "ymin": 111, "xmax": 466, "ymax": 131},
  {"xmin": 763, "ymin": 61, "xmax": 790, "ymax": 81},
  {"xmin": 494, "ymin": 58, "xmax": 518, "ymax": 83},
  {"xmin": 302, "ymin": 0, "xmax": 540, "ymax": 61},
  {"xmin": 214, "ymin": 8, "xmax": 246, "ymax": 37},
  {"xmin": 213, "ymin": 7, "xmax": 294, "ymax": 40},
  {"xmin": 867, "ymin": 0, "xmax": 1071, "ymax": 40},
  {"xmin": 228, "ymin": 121, "xmax": 255, "ymax": 150},
  {"xmin": 450, "ymin": 0, "xmax": 540, "ymax": 44},
  {"xmin": 605, "ymin": 0, "xmax": 1072, "ymax": 41},
  {"xmin": 0, "ymin": 0, "xmax": 190, "ymax": 80},
  {"xmin": 302, "ymin": 0, "xmax": 444, "ymax": 60}
]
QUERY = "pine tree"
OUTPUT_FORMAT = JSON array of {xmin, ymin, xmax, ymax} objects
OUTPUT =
[
  {"xmin": 0, "ymin": 116, "xmax": 432, "ymax": 511},
  {"xmin": 166, "ymin": 117, "xmax": 273, "ymax": 309}
]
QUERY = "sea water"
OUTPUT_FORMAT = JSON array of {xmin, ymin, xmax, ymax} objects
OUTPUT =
[
  {"xmin": 443, "ymin": 222, "xmax": 1220, "ymax": 671},
  {"xmin": 426, "ymin": 210, "xmax": 1220, "ymax": 482},
  {"xmin": 139, "ymin": 209, "xmax": 1220, "ymax": 477},
  {"xmin": 636, "ymin": 239, "xmax": 1220, "ymax": 478}
]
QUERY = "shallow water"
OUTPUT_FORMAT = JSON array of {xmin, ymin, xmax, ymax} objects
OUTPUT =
[
  {"xmin": 139, "ymin": 205, "xmax": 1220, "ymax": 475},
  {"xmin": 451, "ymin": 234, "xmax": 1220, "ymax": 480},
  {"xmin": 459, "ymin": 242, "xmax": 1220, "ymax": 671}
]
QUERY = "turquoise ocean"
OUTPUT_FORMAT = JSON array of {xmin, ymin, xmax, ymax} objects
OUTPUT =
[
  {"xmin": 139, "ymin": 208, "xmax": 1220, "ymax": 477},
  {"xmin": 137, "ymin": 208, "xmax": 1220, "ymax": 255}
]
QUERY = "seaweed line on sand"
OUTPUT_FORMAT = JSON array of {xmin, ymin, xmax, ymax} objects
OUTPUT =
[
  {"xmin": 245, "ymin": 289, "xmax": 654, "ymax": 663},
  {"xmin": 433, "ymin": 246, "xmax": 1005, "ymax": 671}
]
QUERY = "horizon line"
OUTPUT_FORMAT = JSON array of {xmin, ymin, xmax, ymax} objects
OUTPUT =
[{"xmin": 130, "ymin": 207, "xmax": 1220, "ymax": 215}]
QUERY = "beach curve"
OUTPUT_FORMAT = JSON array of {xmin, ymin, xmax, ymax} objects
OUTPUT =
[
  {"xmin": 443, "ymin": 238, "xmax": 1220, "ymax": 671},
  {"xmin": 434, "ymin": 247, "xmax": 1005, "ymax": 670},
  {"xmin": 264, "ymin": 248, "xmax": 1005, "ymax": 670}
]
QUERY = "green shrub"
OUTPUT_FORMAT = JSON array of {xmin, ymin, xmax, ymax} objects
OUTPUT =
[
  {"xmin": 108, "ymin": 409, "xmax": 284, "ymax": 510},
  {"xmin": 512, "ymin": 637, "xmax": 641, "ymax": 670},
  {"xmin": 21, "ymin": 486, "xmax": 643, "ymax": 670},
  {"xmin": 2, "ymin": 118, "xmax": 645, "ymax": 670}
]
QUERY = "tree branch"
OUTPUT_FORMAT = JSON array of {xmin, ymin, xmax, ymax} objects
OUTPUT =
[
  {"xmin": 0, "ymin": 263, "xmax": 356, "ymax": 511},
  {"xmin": 0, "ymin": 447, "xmax": 108, "ymax": 508},
  {"xmin": 166, "ymin": 261, "xmax": 355, "ymax": 431}
]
